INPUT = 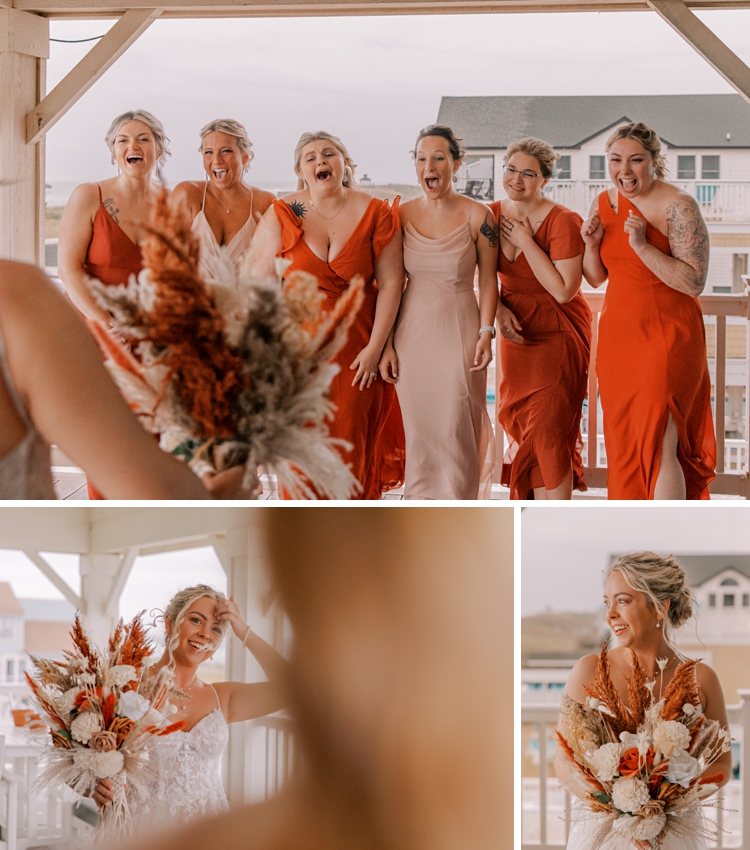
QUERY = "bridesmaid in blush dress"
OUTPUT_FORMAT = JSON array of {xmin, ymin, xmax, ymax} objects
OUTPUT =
[
  {"xmin": 386, "ymin": 125, "xmax": 497, "ymax": 500},
  {"xmin": 581, "ymin": 122, "xmax": 715, "ymax": 499},
  {"xmin": 491, "ymin": 138, "xmax": 590, "ymax": 500}
]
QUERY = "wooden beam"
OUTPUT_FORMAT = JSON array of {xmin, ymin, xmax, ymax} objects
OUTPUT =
[
  {"xmin": 25, "ymin": 8, "xmax": 162, "ymax": 144},
  {"xmin": 648, "ymin": 0, "xmax": 750, "ymax": 104},
  {"xmin": 22, "ymin": 550, "xmax": 84, "ymax": 609},
  {"xmin": 208, "ymin": 533, "xmax": 229, "ymax": 575},
  {"xmin": 104, "ymin": 546, "xmax": 139, "ymax": 617}
]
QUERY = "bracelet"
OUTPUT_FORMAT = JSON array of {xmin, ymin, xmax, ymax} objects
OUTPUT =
[
  {"xmin": 242, "ymin": 625, "xmax": 251, "ymax": 648},
  {"xmin": 479, "ymin": 325, "xmax": 496, "ymax": 339}
]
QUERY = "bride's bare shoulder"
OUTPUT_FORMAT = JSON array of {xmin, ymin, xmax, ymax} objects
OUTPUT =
[{"xmin": 563, "ymin": 653, "xmax": 601, "ymax": 703}]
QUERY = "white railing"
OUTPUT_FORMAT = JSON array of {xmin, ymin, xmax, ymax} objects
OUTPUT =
[
  {"xmin": 522, "ymin": 692, "xmax": 750, "ymax": 850},
  {"xmin": 579, "ymin": 434, "xmax": 748, "ymax": 472},
  {"xmin": 253, "ymin": 716, "xmax": 294, "ymax": 799},
  {"xmin": 545, "ymin": 181, "xmax": 750, "ymax": 221}
]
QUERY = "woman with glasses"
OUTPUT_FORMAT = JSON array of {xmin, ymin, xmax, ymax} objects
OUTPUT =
[
  {"xmin": 581, "ymin": 122, "xmax": 714, "ymax": 499},
  {"xmin": 491, "ymin": 138, "xmax": 590, "ymax": 500}
]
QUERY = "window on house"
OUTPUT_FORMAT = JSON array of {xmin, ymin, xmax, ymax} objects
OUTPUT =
[
  {"xmin": 0, "ymin": 617, "xmax": 13, "ymax": 640},
  {"xmin": 709, "ymin": 594, "xmax": 716, "ymax": 606},
  {"xmin": 455, "ymin": 156, "xmax": 494, "ymax": 202},
  {"xmin": 724, "ymin": 594, "xmax": 735, "ymax": 606},
  {"xmin": 677, "ymin": 155, "xmax": 696, "ymax": 180},
  {"xmin": 733, "ymin": 254, "xmax": 748, "ymax": 293},
  {"xmin": 555, "ymin": 156, "xmax": 571, "ymax": 180},
  {"xmin": 589, "ymin": 156, "xmax": 606, "ymax": 180},
  {"xmin": 743, "ymin": 594, "xmax": 749, "ymax": 607},
  {"xmin": 702, "ymin": 156, "xmax": 720, "ymax": 180},
  {"xmin": 721, "ymin": 578, "xmax": 738, "ymax": 585}
]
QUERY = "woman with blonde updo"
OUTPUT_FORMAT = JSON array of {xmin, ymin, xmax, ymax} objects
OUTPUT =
[
  {"xmin": 557, "ymin": 552, "xmax": 730, "ymax": 850},
  {"xmin": 251, "ymin": 131, "xmax": 405, "ymax": 499},
  {"xmin": 173, "ymin": 119, "xmax": 275, "ymax": 278},
  {"xmin": 581, "ymin": 122, "xmax": 715, "ymax": 500},
  {"xmin": 94, "ymin": 584, "xmax": 289, "ymax": 834},
  {"xmin": 491, "ymin": 137, "xmax": 590, "ymax": 500}
]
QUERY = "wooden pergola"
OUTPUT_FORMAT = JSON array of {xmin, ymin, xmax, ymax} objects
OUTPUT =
[{"xmin": 1, "ymin": 0, "xmax": 750, "ymax": 265}]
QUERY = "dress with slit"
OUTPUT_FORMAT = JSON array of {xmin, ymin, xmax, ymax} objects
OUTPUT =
[
  {"xmin": 82, "ymin": 184, "xmax": 145, "ymax": 500},
  {"xmin": 596, "ymin": 191, "xmax": 716, "ymax": 499},
  {"xmin": 191, "ymin": 182, "xmax": 256, "ymax": 279},
  {"xmin": 393, "ymin": 211, "xmax": 494, "ymax": 499},
  {"xmin": 490, "ymin": 202, "xmax": 590, "ymax": 499},
  {"xmin": 273, "ymin": 197, "xmax": 405, "ymax": 500}
]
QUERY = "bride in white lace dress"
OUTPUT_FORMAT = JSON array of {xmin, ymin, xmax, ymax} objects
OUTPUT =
[
  {"xmin": 94, "ymin": 584, "xmax": 288, "ymax": 833},
  {"xmin": 557, "ymin": 553, "xmax": 731, "ymax": 850}
]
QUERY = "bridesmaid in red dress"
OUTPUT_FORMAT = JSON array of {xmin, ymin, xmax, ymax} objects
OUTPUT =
[
  {"xmin": 58, "ymin": 110, "xmax": 171, "ymax": 498},
  {"xmin": 581, "ymin": 122, "xmax": 715, "ymax": 500},
  {"xmin": 491, "ymin": 138, "xmax": 590, "ymax": 500},
  {"xmin": 251, "ymin": 131, "xmax": 405, "ymax": 499}
]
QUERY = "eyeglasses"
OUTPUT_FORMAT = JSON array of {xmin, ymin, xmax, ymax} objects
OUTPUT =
[{"xmin": 503, "ymin": 165, "xmax": 543, "ymax": 180}]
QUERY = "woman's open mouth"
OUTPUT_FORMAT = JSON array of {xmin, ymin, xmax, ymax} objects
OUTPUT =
[
  {"xmin": 316, "ymin": 169, "xmax": 332, "ymax": 181},
  {"xmin": 425, "ymin": 177, "xmax": 439, "ymax": 190},
  {"xmin": 213, "ymin": 168, "xmax": 228, "ymax": 180},
  {"xmin": 612, "ymin": 624, "xmax": 628, "ymax": 636},
  {"xmin": 619, "ymin": 178, "xmax": 637, "ymax": 191},
  {"xmin": 188, "ymin": 640, "xmax": 208, "ymax": 652},
  {"xmin": 126, "ymin": 155, "xmax": 144, "ymax": 165}
]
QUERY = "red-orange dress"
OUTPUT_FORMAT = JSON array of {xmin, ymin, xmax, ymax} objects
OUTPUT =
[
  {"xmin": 273, "ymin": 198, "xmax": 405, "ymax": 500},
  {"xmin": 597, "ymin": 191, "xmax": 716, "ymax": 499},
  {"xmin": 491, "ymin": 202, "xmax": 591, "ymax": 500},
  {"xmin": 82, "ymin": 184, "xmax": 144, "ymax": 500}
]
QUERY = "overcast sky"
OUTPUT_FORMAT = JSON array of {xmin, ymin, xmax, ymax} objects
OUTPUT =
[
  {"xmin": 522, "ymin": 506, "xmax": 750, "ymax": 617},
  {"xmin": 45, "ymin": 8, "xmax": 750, "ymax": 193}
]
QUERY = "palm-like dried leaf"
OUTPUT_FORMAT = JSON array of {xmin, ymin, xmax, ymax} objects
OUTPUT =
[
  {"xmin": 625, "ymin": 648, "xmax": 651, "ymax": 728},
  {"xmin": 662, "ymin": 659, "xmax": 701, "ymax": 721},
  {"xmin": 583, "ymin": 641, "xmax": 633, "ymax": 737}
]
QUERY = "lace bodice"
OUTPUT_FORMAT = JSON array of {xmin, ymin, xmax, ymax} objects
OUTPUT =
[{"xmin": 130, "ymin": 706, "xmax": 230, "ymax": 832}]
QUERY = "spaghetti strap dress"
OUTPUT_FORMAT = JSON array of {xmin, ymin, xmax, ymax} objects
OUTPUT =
[
  {"xmin": 491, "ymin": 202, "xmax": 591, "ymax": 500},
  {"xmin": 273, "ymin": 198, "xmax": 405, "ymax": 500},
  {"xmin": 596, "ymin": 191, "xmax": 716, "ymax": 499},
  {"xmin": 394, "ymin": 208, "xmax": 494, "ymax": 499},
  {"xmin": 82, "ymin": 184, "xmax": 144, "ymax": 500},
  {"xmin": 191, "ymin": 182, "xmax": 256, "ymax": 279}
]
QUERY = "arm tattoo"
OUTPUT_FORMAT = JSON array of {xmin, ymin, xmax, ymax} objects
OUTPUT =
[
  {"xmin": 480, "ymin": 212, "xmax": 499, "ymax": 248},
  {"xmin": 289, "ymin": 200, "xmax": 306, "ymax": 219},
  {"xmin": 665, "ymin": 195, "xmax": 709, "ymax": 296},
  {"xmin": 103, "ymin": 198, "xmax": 120, "ymax": 224}
]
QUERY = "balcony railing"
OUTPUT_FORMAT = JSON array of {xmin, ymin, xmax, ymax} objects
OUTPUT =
[
  {"xmin": 522, "ymin": 692, "xmax": 750, "ymax": 850},
  {"xmin": 494, "ymin": 289, "xmax": 750, "ymax": 498},
  {"xmin": 545, "ymin": 181, "xmax": 750, "ymax": 221}
]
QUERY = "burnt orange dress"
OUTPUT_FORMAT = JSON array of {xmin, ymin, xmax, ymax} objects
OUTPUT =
[
  {"xmin": 273, "ymin": 198, "xmax": 405, "ymax": 500},
  {"xmin": 491, "ymin": 202, "xmax": 591, "ymax": 500},
  {"xmin": 597, "ymin": 191, "xmax": 716, "ymax": 499},
  {"xmin": 82, "ymin": 184, "xmax": 144, "ymax": 499}
]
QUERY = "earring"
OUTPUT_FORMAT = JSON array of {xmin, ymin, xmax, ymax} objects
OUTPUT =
[
  {"xmin": 452, "ymin": 174, "xmax": 458, "ymax": 183},
  {"xmin": 657, "ymin": 621, "xmax": 661, "ymax": 629}
]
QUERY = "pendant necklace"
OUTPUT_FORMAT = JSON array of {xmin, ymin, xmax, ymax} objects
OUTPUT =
[
  {"xmin": 177, "ymin": 674, "xmax": 199, "ymax": 711},
  {"xmin": 308, "ymin": 190, "xmax": 348, "ymax": 221}
]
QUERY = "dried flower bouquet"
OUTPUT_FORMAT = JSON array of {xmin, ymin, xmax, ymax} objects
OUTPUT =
[
  {"xmin": 86, "ymin": 191, "xmax": 362, "ymax": 499},
  {"xmin": 557, "ymin": 642, "xmax": 731, "ymax": 848},
  {"xmin": 26, "ymin": 614, "xmax": 184, "ymax": 841}
]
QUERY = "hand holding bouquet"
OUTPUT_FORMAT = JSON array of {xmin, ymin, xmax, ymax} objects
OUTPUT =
[
  {"xmin": 557, "ymin": 642, "xmax": 731, "ymax": 848},
  {"xmin": 26, "ymin": 614, "xmax": 185, "ymax": 841}
]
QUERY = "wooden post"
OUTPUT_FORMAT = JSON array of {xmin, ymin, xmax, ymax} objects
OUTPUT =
[
  {"xmin": 0, "ymin": 9, "xmax": 48, "ymax": 264},
  {"xmin": 78, "ymin": 552, "xmax": 121, "ymax": 646}
]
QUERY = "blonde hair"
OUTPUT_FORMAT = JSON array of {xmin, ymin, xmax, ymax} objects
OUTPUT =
[
  {"xmin": 605, "ymin": 552, "xmax": 693, "ymax": 643},
  {"xmin": 503, "ymin": 137, "xmax": 559, "ymax": 179},
  {"xmin": 104, "ymin": 110, "xmax": 171, "ymax": 169},
  {"xmin": 156, "ymin": 584, "xmax": 230, "ymax": 663},
  {"xmin": 605, "ymin": 122, "xmax": 668, "ymax": 179},
  {"xmin": 294, "ymin": 131, "xmax": 357, "ymax": 190},
  {"xmin": 199, "ymin": 119, "xmax": 254, "ymax": 172}
]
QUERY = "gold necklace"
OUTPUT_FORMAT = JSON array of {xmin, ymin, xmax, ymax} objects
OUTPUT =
[
  {"xmin": 308, "ymin": 190, "xmax": 348, "ymax": 221},
  {"xmin": 176, "ymin": 675, "xmax": 199, "ymax": 711}
]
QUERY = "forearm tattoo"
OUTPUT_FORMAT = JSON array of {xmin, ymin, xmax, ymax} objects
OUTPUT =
[
  {"xmin": 664, "ymin": 195, "xmax": 709, "ymax": 296},
  {"xmin": 103, "ymin": 198, "xmax": 120, "ymax": 223},
  {"xmin": 480, "ymin": 212, "xmax": 499, "ymax": 248},
  {"xmin": 289, "ymin": 200, "xmax": 306, "ymax": 219}
]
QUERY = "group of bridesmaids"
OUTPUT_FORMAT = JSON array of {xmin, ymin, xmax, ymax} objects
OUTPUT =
[{"xmin": 54, "ymin": 109, "xmax": 715, "ymax": 501}]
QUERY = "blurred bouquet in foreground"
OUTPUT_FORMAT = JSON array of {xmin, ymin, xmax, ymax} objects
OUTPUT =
[
  {"xmin": 86, "ymin": 191, "xmax": 361, "ymax": 499},
  {"xmin": 557, "ymin": 643, "xmax": 731, "ymax": 848},
  {"xmin": 26, "ymin": 614, "xmax": 184, "ymax": 841}
]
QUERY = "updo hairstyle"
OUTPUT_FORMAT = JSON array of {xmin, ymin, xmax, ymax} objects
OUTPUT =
[
  {"xmin": 199, "ymin": 118, "xmax": 254, "ymax": 172},
  {"xmin": 413, "ymin": 125, "xmax": 466, "ymax": 163},
  {"xmin": 605, "ymin": 122, "xmax": 667, "ymax": 179},
  {"xmin": 605, "ymin": 552, "xmax": 693, "ymax": 640},
  {"xmin": 294, "ymin": 131, "xmax": 357, "ymax": 190},
  {"xmin": 503, "ymin": 137, "xmax": 559, "ymax": 179},
  {"xmin": 155, "ymin": 584, "xmax": 230, "ymax": 663},
  {"xmin": 105, "ymin": 110, "xmax": 171, "ymax": 169}
]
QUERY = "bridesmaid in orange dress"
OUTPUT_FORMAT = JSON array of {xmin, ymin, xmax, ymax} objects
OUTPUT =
[
  {"xmin": 251, "ymin": 131, "xmax": 405, "ymax": 499},
  {"xmin": 491, "ymin": 138, "xmax": 590, "ymax": 500},
  {"xmin": 581, "ymin": 122, "xmax": 715, "ymax": 500},
  {"xmin": 58, "ymin": 110, "xmax": 171, "ymax": 498}
]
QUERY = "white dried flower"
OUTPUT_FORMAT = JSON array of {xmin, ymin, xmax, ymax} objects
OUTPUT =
[
  {"xmin": 118, "ymin": 690, "xmax": 150, "ymax": 721},
  {"xmin": 70, "ymin": 711, "xmax": 102, "ymax": 744},
  {"xmin": 57, "ymin": 687, "xmax": 82, "ymax": 714},
  {"xmin": 682, "ymin": 703, "xmax": 695, "ymax": 716},
  {"xmin": 91, "ymin": 750, "xmax": 124, "ymax": 779},
  {"xmin": 612, "ymin": 777, "xmax": 650, "ymax": 814},
  {"xmin": 588, "ymin": 742, "xmax": 624, "ymax": 782},
  {"xmin": 587, "ymin": 698, "xmax": 600, "ymax": 709},
  {"xmin": 619, "ymin": 731, "xmax": 639, "ymax": 747},
  {"xmin": 665, "ymin": 749, "xmax": 700, "ymax": 788},
  {"xmin": 696, "ymin": 782, "xmax": 718, "ymax": 799},
  {"xmin": 79, "ymin": 673, "xmax": 96, "ymax": 685},
  {"xmin": 653, "ymin": 720, "xmax": 691, "ymax": 758},
  {"xmin": 108, "ymin": 665, "xmax": 137, "ymax": 686},
  {"xmin": 612, "ymin": 812, "xmax": 667, "ymax": 840}
]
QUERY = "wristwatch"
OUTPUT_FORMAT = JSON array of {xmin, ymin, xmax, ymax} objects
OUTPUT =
[{"xmin": 479, "ymin": 325, "xmax": 496, "ymax": 339}]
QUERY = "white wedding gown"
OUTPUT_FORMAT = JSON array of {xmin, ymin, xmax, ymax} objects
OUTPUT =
[{"xmin": 129, "ymin": 686, "xmax": 230, "ymax": 835}]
